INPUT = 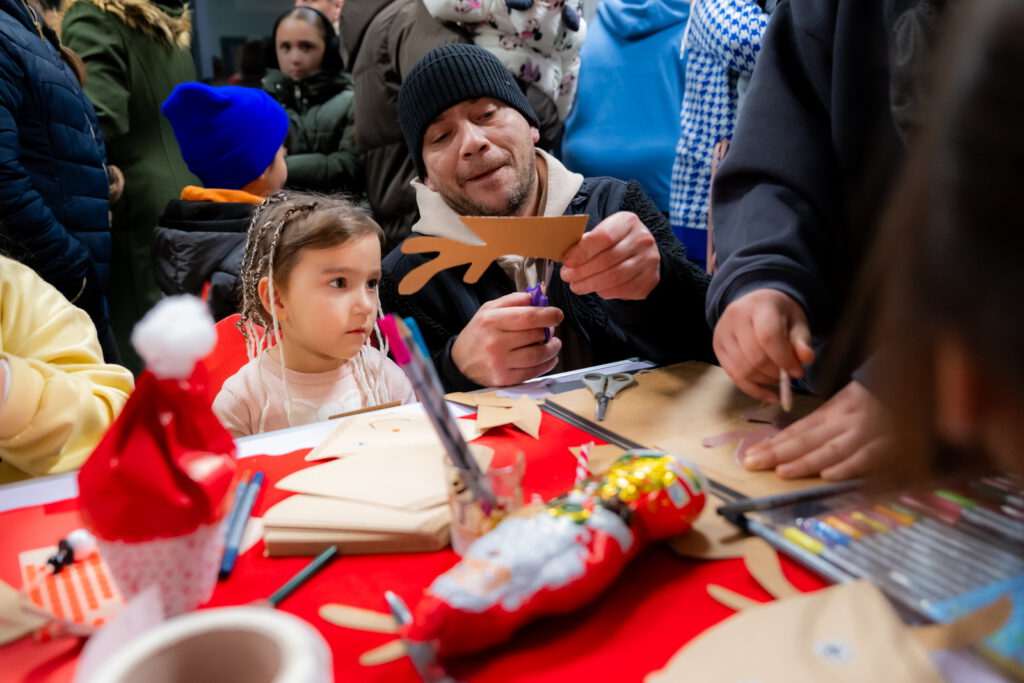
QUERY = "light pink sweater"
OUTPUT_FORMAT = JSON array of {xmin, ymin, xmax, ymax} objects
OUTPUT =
[{"xmin": 212, "ymin": 347, "xmax": 415, "ymax": 437}]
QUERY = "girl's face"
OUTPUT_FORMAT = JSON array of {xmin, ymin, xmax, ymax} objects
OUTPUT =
[
  {"xmin": 275, "ymin": 17, "xmax": 326, "ymax": 81},
  {"xmin": 260, "ymin": 235, "xmax": 381, "ymax": 373}
]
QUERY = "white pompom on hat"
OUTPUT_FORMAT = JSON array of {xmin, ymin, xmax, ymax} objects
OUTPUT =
[{"xmin": 131, "ymin": 296, "xmax": 217, "ymax": 380}]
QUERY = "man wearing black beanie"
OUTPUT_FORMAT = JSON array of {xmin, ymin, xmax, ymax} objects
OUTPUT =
[{"xmin": 381, "ymin": 45, "xmax": 713, "ymax": 391}]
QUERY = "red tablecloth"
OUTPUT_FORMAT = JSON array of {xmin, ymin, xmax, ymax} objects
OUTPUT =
[{"xmin": 0, "ymin": 414, "xmax": 827, "ymax": 681}]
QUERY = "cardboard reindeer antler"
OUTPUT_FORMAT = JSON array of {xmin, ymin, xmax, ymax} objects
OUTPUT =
[
  {"xmin": 649, "ymin": 539, "xmax": 1013, "ymax": 682},
  {"xmin": 397, "ymin": 215, "xmax": 588, "ymax": 295}
]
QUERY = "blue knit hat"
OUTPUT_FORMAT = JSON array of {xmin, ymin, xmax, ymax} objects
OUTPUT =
[{"xmin": 162, "ymin": 83, "xmax": 290, "ymax": 190}]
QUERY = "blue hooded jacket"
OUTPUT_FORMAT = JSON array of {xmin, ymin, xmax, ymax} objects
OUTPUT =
[
  {"xmin": 0, "ymin": 0, "xmax": 111, "ymax": 339},
  {"xmin": 561, "ymin": 0, "xmax": 689, "ymax": 214}
]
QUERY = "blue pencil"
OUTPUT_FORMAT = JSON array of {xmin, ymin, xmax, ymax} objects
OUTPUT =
[
  {"xmin": 219, "ymin": 471, "xmax": 264, "ymax": 580},
  {"xmin": 221, "ymin": 475, "xmax": 250, "ymax": 544}
]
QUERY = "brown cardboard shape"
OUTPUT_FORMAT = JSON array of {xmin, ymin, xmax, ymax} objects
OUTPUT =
[
  {"xmin": 567, "ymin": 444, "xmax": 626, "ymax": 477},
  {"xmin": 277, "ymin": 449, "xmax": 449, "ymax": 511},
  {"xmin": 666, "ymin": 494, "xmax": 752, "ymax": 560},
  {"xmin": 649, "ymin": 541, "xmax": 1012, "ymax": 682},
  {"xmin": 397, "ymin": 215, "xmax": 588, "ymax": 294},
  {"xmin": 262, "ymin": 495, "xmax": 450, "ymax": 536},
  {"xmin": 475, "ymin": 396, "xmax": 542, "ymax": 439},
  {"xmin": 263, "ymin": 526, "xmax": 449, "ymax": 557},
  {"xmin": 306, "ymin": 412, "xmax": 481, "ymax": 462},
  {"xmin": 547, "ymin": 362, "xmax": 828, "ymax": 499}
]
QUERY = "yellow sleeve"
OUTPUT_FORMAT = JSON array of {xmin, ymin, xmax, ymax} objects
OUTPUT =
[{"xmin": 0, "ymin": 258, "xmax": 134, "ymax": 483}]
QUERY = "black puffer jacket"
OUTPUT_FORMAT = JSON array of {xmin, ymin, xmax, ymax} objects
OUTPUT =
[
  {"xmin": 153, "ymin": 198, "xmax": 254, "ymax": 321},
  {"xmin": 382, "ymin": 177, "xmax": 713, "ymax": 391}
]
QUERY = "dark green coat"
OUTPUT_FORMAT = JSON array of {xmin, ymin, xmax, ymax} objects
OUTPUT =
[
  {"xmin": 263, "ymin": 68, "xmax": 362, "ymax": 195},
  {"xmin": 61, "ymin": 0, "xmax": 198, "ymax": 372}
]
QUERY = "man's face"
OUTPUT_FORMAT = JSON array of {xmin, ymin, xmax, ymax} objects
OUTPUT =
[{"xmin": 421, "ymin": 98, "xmax": 541, "ymax": 217}]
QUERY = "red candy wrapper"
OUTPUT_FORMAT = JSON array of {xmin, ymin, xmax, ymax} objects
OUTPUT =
[{"xmin": 403, "ymin": 449, "xmax": 706, "ymax": 655}]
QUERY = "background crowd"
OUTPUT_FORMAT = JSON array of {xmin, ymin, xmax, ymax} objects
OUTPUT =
[{"xmin": 1, "ymin": 0, "xmax": 1022, "ymax": 502}]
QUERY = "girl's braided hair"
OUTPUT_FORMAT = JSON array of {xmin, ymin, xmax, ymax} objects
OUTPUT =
[{"xmin": 238, "ymin": 190, "xmax": 393, "ymax": 431}]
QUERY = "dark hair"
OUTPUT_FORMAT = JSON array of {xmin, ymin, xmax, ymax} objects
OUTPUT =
[
  {"xmin": 265, "ymin": 6, "xmax": 343, "ymax": 73},
  {"xmin": 868, "ymin": 0, "xmax": 1024, "ymax": 479}
]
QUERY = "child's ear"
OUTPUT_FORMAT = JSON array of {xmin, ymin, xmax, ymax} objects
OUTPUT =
[{"xmin": 257, "ymin": 276, "xmax": 287, "ymax": 321}]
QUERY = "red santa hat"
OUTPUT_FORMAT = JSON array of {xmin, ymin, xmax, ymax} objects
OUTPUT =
[{"xmin": 79, "ymin": 296, "xmax": 238, "ymax": 543}]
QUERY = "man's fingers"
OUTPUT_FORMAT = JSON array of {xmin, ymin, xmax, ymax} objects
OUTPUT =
[
  {"xmin": 481, "ymin": 291, "xmax": 534, "ymax": 311},
  {"xmin": 505, "ymin": 337, "xmax": 562, "ymax": 371},
  {"xmin": 745, "ymin": 412, "xmax": 835, "ymax": 469},
  {"xmin": 492, "ymin": 305, "xmax": 563, "ymax": 332},
  {"xmin": 734, "ymin": 329, "xmax": 784, "ymax": 387},
  {"xmin": 774, "ymin": 432, "xmax": 855, "ymax": 479}
]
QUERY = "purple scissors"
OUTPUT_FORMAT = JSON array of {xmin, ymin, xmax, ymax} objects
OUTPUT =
[{"xmin": 526, "ymin": 259, "xmax": 555, "ymax": 342}]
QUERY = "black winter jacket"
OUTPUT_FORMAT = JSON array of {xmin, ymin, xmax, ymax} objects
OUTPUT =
[
  {"xmin": 0, "ymin": 0, "xmax": 111, "ymax": 344},
  {"xmin": 706, "ymin": 0, "xmax": 907, "ymax": 392},
  {"xmin": 153, "ymin": 199, "xmax": 253, "ymax": 321},
  {"xmin": 382, "ymin": 177, "xmax": 713, "ymax": 391}
]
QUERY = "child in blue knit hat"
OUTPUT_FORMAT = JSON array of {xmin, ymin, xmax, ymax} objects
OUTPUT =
[{"xmin": 152, "ymin": 83, "xmax": 291, "ymax": 320}]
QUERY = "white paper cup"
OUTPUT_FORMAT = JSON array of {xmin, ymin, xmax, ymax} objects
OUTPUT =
[{"xmin": 88, "ymin": 606, "xmax": 332, "ymax": 683}]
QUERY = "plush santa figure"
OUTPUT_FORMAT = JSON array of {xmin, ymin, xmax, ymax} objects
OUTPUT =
[
  {"xmin": 78, "ymin": 296, "xmax": 237, "ymax": 616},
  {"xmin": 404, "ymin": 450, "xmax": 707, "ymax": 655}
]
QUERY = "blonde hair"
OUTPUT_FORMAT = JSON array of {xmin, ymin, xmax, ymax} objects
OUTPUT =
[{"xmin": 238, "ymin": 191, "xmax": 392, "ymax": 432}]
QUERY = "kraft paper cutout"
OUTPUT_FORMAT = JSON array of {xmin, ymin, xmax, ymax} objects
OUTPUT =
[
  {"xmin": 647, "ymin": 541, "xmax": 1011, "ymax": 683},
  {"xmin": 278, "ymin": 449, "xmax": 450, "ymax": 511},
  {"xmin": 547, "ymin": 362, "xmax": 828, "ymax": 500},
  {"xmin": 359, "ymin": 639, "xmax": 407, "ymax": 666},
  {"xmin": 306, "ymin": 413, "xmax": 481, "ymax": 461},
  {"xmin": 447, "ymin": 392, "xmax": 543, "ymax": 439},
  {"xmin": 567, "ymin": 444, "xmax": 626, "ymax": 478},
  {"xmin": 666, "ymin": 494, "xmax": 752, "ymax": 560},
  {"xmin": 397, "ymin": 215, "xmax": 588, "ymax": 295},
  {"xmin": 262, "ymin": 495, "xmax": 451, "ymax": 536},
  {"xmin": 319, "ymin": 604, "xmax": 398, "ymax": 634}
]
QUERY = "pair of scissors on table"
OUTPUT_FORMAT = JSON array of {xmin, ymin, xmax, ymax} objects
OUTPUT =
[
  {"xmin": 582, "ymin": 372, "xmax": 636, "ymax": 422},
  {"xmin": 525, "ymin": 258, "xmax": 555, "ymax": 342}
]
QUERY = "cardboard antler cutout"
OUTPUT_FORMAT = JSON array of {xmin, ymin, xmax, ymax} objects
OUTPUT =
[
  {"xmin": 649, "ymin": 539, "xmax": 1013, "ymax": 682},
  {"xmin": 397, "ymin": 215, "xmax": 588, "ymax": 295}
]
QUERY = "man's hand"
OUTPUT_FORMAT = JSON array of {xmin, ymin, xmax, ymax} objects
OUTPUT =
[
  {"xmin": 744, "ymin": 381, "xmax": 892, "ymax": 480},
  {"xmin": 713, "ymin": 288, "xmax": 815, "ymax": 403},
  {"xmin": 560, "ymin": 211, "xmax": 660, "ymax": 300},
  {"xmin": 451, "ymin": 292, "xmax": 563, "ymax": 387}
]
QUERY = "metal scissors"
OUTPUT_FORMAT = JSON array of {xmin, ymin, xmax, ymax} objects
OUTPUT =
[{"xmin": 581, "ymin": 372, "xmax": 636, "ymax": 422}]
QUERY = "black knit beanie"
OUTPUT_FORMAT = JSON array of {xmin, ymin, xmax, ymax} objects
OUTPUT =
[{"xmin": 398, "ymin": 43, "xmax": 539, "ymax": 180}]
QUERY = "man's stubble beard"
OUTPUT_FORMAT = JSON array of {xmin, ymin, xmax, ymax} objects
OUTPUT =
[{"xmin": 443, "ymin": 152, "xmax": 537, "ymax": 217}]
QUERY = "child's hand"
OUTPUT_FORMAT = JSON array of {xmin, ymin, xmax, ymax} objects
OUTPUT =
[
  {"xmin": 452, "ymin": 292, "xmax": 563, "ymax": 387},
  {"xmin": 713, "ymin": 288, "xmax": 815, "ymax": 403},
  {"xmin": 743, "ymin": 380, "xmax": 892, "ymax": 480}
]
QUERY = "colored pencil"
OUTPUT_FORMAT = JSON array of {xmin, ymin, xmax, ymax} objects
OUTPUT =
[
  {"xmin": 219, "ymin": 471, "xmax": 264, "ymax": 580},
  {"xmin": 267, "ymin": 546, "xmax": 338, "ymax": 607}
]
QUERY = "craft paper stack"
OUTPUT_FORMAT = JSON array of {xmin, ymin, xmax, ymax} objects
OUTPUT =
[{"xmin": 262, "ymin": 413, "xmax": 487, "ymax": 557}]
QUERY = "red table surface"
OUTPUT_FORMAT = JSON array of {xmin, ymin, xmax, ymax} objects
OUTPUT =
[{"xmin": 0, "ymin": 414, "xmax": 827, "ymax": 682}]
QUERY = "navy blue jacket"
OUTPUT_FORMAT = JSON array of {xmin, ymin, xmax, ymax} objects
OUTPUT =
[{"xmin": 0, "ymin": 0, "xmax": 112, "ymax": 340}]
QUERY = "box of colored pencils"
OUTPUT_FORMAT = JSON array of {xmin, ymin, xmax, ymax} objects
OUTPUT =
[{"xmin": 744, "ymin": 473, "xmax": 1024, "ymax": 677}]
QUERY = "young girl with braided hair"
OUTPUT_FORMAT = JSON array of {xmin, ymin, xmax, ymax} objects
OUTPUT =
[{"xmin": 213, "ymin": 191, "xmax": 414, "ymax": 436}]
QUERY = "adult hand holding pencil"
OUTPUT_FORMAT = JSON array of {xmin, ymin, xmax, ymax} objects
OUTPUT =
[{"xmin": 712, "ymin": 288, "xmax": 815, "ymax": 406}]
